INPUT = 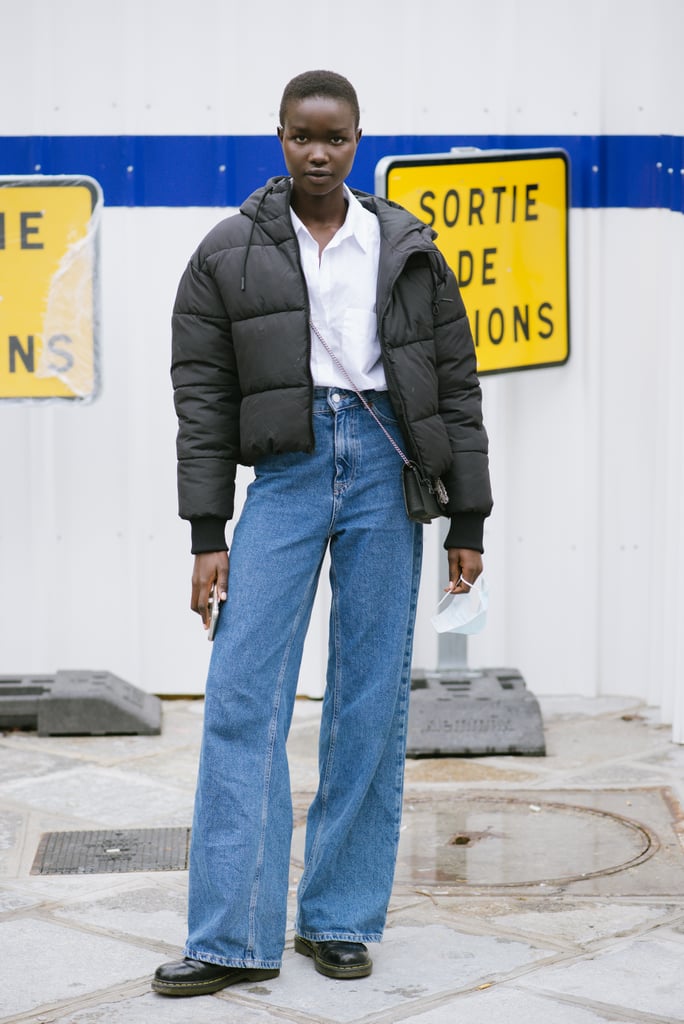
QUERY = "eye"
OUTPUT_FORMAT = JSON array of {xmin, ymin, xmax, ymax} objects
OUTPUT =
[
  {"xmin": 330, "ymin": 136, "xmax": 346, "ymax": 145},
  {"xmin": 292, "ymin": 134, "xmax": 308, "ymax": 143}
]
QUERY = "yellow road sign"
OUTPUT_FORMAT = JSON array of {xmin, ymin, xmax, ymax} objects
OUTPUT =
[
  {"xmin": 0, "ymin": 176, "xmax": 101, "ymax": 399},
  {"xmin": 376, "ymin": 151, "xmax": 569, "ymax": 374}
]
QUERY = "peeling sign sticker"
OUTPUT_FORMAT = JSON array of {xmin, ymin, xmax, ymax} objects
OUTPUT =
[{"xmin": 0, "ymin": 176, "xmax": 101, "ymax": 400}]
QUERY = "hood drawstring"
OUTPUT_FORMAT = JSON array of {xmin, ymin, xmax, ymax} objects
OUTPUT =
[{"xmin": 240, "ymin": 185, "xmax": 274, "ymax": 291}]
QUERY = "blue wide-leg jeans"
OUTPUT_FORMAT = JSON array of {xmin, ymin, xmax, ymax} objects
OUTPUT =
[{"xmin": 184, "ymin": 388, "xmax": 423, "ymax": 968}]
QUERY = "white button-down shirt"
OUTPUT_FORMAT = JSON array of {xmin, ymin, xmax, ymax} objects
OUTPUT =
[{"xmin": 290, "ymin": 185, "xmax": 386, "ymax": 392}]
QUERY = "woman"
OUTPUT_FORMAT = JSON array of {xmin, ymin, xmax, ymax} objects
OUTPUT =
[{"xmin": 154, "ymin": 69, "xmax": 491, "ymax": 996}]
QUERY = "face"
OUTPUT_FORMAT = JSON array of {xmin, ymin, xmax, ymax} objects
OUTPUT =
[{"xmin": 277, "ymin": 95, "xmax": 361, "ymax": 200}]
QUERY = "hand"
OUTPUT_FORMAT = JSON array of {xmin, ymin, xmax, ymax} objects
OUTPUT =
[
  {"xmin": 191, "ymin": 551, "xmax": 229, "ymax": 629},
  {"xmin": 445, "ymin": 548, "xmax": 483, "ymax": 594}
]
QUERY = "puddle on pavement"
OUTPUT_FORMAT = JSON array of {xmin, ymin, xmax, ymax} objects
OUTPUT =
[
  {"xmin": 396, "ymin": 795, "xmax": 654, "ymax": 887},
  {"xmin": 291, "ymin": 788, "xmax": 684, "ymax": 895}
]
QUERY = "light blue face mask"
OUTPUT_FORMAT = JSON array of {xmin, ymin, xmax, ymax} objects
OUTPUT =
[{"xmin": 431, "ymin": 578, "xmax": 489, "ymax": 635}]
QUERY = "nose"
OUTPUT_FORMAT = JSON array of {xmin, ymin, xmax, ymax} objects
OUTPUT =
[{"xmin": 308, "ymin": 142, "xmax": 329, "ymax": 165}]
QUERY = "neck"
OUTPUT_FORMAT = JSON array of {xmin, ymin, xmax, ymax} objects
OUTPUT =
[{"xmin": 290, "ymin": 184, "xmax": 348, "ymax": 231}]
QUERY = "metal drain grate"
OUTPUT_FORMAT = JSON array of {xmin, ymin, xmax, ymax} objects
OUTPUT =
[{"xmin": 31, "ymin": 827, "xmax": 191, "ymax": 875}]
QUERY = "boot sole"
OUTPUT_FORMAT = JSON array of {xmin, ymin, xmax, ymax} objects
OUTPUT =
[
  {"xmin": 294, "ymin": 936, "xmax": 372, "ymax": 979},
  {"xmin": 152, "ymin": 967, "xmax": 280, "ymax": 997}
]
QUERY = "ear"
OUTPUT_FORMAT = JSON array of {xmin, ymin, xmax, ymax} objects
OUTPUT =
[
  {"xmin": 355, "ymin": 128, "xmax": 362, "ymax": 144},
  {"xmin": 277, "ymin": 126, "xmax": 284, "ymax": 141}
]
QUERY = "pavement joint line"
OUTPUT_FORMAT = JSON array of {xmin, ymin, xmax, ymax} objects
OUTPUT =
[
  {"xmin": 348, "ymin": 981, "xmax": 548, "ymax": 1024},
  {"xmin": 385, "ymin": 901, "xmax": 580, "ymax": 951},
  {"xmin": 391, "ymin": 916, "xmax": 589, "ymax": 955},
  {"xmin": 412, "ymin": 915, "xmax": 575, "ymax": 955},
  {"xmin": 402, "ymin": 893, "xmax": 684, "ymax": 904},
  {"xmin": 513, "ymin": 984, "xmax": 684, "ymax": 1024},
  {"xmin": 386, "ymin": 894, "xmax": 452, "ymax": 917},
  {"xmin": 17, "ymin": 906, "xmax": 187, "ymax": 959},
  {"xmin": 468, "ymin": 910, "xmax": 684, "ymax": 954},
  {"xmin": 311, "ymin": 955, "xmax": 585, "ymax": 1024},
  {"xmin": 365, "ymin": 946, "xmax": 594, "ymax": 1024},
  {"xmin": 404, "ymin": 768, "xmax": 678, "ymax": 789},
  {"xmin": 480, "ymin": 735, "xmax": 675, "ymax": 767},
  {"xmin": 214, "ymin": 988, "xmax": 335, "ymax": 1024},
  {"xmin": 1, "ymin": 703, "xmax": 683, "ymax": 1022},
  {"xmin": 557, "ymin": 765, "xmax": 684, "ymax": 787},
  {"xmin": 0, "ymin": 977, "xmax": 153, "ymax": 1024}
]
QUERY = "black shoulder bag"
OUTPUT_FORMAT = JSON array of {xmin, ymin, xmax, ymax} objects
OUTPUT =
[{"xmin": 309, "ymin": 321, "xmax": 448, "ymax": 524}]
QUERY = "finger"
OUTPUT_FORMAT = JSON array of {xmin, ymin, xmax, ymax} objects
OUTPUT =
[
  {"xmin": 190, "ymin": 576, "xmax": 201, "ymax": 615},
  {"xmin": 446, "ymin": 556, "xmax": 466, "ymax": 592},
  {"xmin": 446, "ymin": 551, "xmax": 462, "ymax": 592},
  {"xmin": 445, "ymin": 549, "xmax": 483, "ymax": 592},
  {"xmin": 459, "ymin": 564, "xmax": 482, "ymax": 588},
  {"xmin": 198, "ymin": 578, "xmax": 216, "ymax": 629},
  {"xmin": 446, "ymin": 576, "xmax": 469, "ymax": 594},
  {"xmin": 218, "ymin": 555, "xmax": 230, "ymax": 603}
]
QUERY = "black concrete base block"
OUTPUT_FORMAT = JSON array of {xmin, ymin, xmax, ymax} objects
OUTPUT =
[
  {"xmin": 0, "ymin": 675, "xmax": 54, "ymax": 730},
  {"xmin": 407, "ymin": 668, "xmax": 546, "ymax": 757},
  {"xmin": 32, "ymin": 827, "xmax": 190, "ymax": 874},
  {"xmin": 0, "ymin": 670, "xmax": 161, "ymax": 736}
]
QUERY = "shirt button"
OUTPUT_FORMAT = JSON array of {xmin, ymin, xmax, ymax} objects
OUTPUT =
[{"xmin": 332, "ymin": 393, "xmax": 341, "ymax": 403}]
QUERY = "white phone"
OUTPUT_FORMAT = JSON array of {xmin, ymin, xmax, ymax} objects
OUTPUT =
[{"xmin": 207, "ymin": 585, "xmax": 220, "ymax": 641}]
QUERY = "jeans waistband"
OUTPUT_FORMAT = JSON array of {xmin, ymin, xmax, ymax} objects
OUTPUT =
[{"xmin": 312, "ymin": 386, "xmax": 390, "ymax": 411}]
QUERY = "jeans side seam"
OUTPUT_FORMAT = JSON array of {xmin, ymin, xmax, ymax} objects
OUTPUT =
[
  {"xmin": 391, "ymin": 527, "xmax": 423, "ymax": 857},
  {"xmin": 297, "ymin": 557, "xmax": 343, "ymax": 898},
  {"xmin": 247, "ymin": 565, "xmax": 322, "ymax": 955}
]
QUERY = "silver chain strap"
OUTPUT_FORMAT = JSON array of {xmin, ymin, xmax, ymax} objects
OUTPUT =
[
  {"xmin": 309, "ymin": 319, "xmax": 412, "ymax": 466},
  {"xmin": 309, "ymin": 320, "xmax": 449, "ymax": 506}
]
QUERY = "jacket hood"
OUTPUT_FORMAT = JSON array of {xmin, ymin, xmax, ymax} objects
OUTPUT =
[
  {"xmin": 240, "ymin": 177, "xmax": 437, "ymax": 249},
  {"xmin": 237, "ymin": 177, "xmax": 445, "ymax": 291},
  {"xmin": 239, "ymin": 176, "xmax": 291, "ymax": 223}
]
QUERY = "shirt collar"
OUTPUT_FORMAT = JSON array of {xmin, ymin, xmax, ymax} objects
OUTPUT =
[{"xmin": 290, "ymin": 184, "xmax": 373, "ymax": 253}]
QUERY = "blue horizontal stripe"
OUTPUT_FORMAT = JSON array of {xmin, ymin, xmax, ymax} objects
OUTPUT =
[{"xmin": 0, "ymin": 134, "xmax": 681, "ymax": 212}]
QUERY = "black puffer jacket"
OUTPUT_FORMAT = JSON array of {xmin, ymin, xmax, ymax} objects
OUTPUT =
[{"xmin": 172, "ymin": 176, "xmax": 492, "ymax": 552}]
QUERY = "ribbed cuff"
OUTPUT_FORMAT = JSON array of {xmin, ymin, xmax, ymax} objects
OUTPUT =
[
  {"xmin": 190, "ymin": 517, "xmax": 228, "ymax": 554},
  {"xmin": 443, "ymin": 512, "xmax": 485, "ymax": 553}
]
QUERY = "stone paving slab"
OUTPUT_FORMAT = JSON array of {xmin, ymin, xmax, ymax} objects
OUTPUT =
[
  {"xmin": 226, "ymin": 924, "xmax": 557, "ymax": 1024},
  {"xmin": 404, "ymin": 758, "xmax": 538, "ymax": 785},
  {"xmin": 1, "ymin": 766, "xmax": 194, "ymax": 829},
  {"xmin": 0, "ymin": 704, "xmax": 203, "ymax": 767},
  {"xmin": 0, "ymin": 886, "xmax": 41, "ymax": 913},
  {"xmin": 48, "ymin": 991, "xmax": 289, "ymax": 1024},
  {"xmin": 490, "ymin": 717, "xmax": 671, "ymax": 773},
  {"xmin": 0, "ymin": 917, "xmax": 161, "ymax": 1019},
  {"xmin": 0, "ymin": 745, "xmax": 92, "ymax": 784},
  {"xmin": 1, "ymin": 697, "xmax": 684, "ymax": 1024},
  {"xmin": 643, "ymin": 745, "xmax": 684, "ymax": 772},
  {"xmin": 116, "ymin": 747, "xmax": 201, "ymax": 790},
  {"xmin": 0, "ymin": 731, "xmax": 187, "ymax": 769},
  {"xmin": 537, "ymin": 697, "xmax": 647, "ymax": 718},
  {"xmin": 50, "ymin": 882, "xmax": 189, "ymax": 948},
  {"xmin": 388, "ymin": 897, "xmax": 683, "ymax": 949},
  {"xmin": 401, "ymin": 985, "xmax": 651, "ymax": 1024},
  {"xmin": 1, "ymin": 872, "xmax": 179, "ymax": 906},
  {"xmin": 0, "ymin": 808, "xmax": 25, "ymax": 875},
  {"xmin": 522, "ymin": 931, "xmax": 684, "ymax": 1019}
]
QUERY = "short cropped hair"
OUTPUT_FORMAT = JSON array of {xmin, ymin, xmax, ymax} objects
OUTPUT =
[{"xmin": 279, "ymin": 70, "xmax": 360, "ymax": 129}]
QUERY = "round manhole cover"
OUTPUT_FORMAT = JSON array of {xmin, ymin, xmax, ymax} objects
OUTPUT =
[{"xmin": 391, "ymin": 796, "xmax": 657, "ymax": 888}]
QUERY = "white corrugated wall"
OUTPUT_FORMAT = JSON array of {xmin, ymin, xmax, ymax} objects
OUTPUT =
[{"xmin": 1, "ymin": 0, "xmax": 683, "ymax": 738}]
